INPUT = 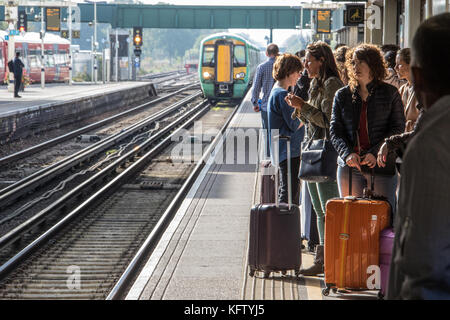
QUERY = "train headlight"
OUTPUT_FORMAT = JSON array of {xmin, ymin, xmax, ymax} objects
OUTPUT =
[
  {"xmin": 235, "ymin": 72, "xmax": 245, "ymax": 79},
  {"xmin": 203, "ymin": 71, "xmax": 213, "ymax": 80}
]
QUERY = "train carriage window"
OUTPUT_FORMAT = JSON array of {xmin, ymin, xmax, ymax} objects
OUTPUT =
[
  {"xmin": 233, "ymin": 45, "xmax": 246, "ymax": 67},
  {"xmin": 55, "ymin": 54, "xmax": 63, "ymax": 65},
  {"xmin": 202, "ymin": 45, "xmax": 215, "ymax": 67},
  {"xmin": 29, "ymin": 56, "xmax": 39, "ymax": 68},
  {"xmin": 59, "ymin": 50, "xmax": 69, "ymax": 65},
  {"xmin": 46, "ymin": 55, "xmax": 55, "ymax": 67}
]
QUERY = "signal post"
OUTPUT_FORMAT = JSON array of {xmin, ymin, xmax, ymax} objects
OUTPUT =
[
  {"xmin": 133, "ymin": 27, "xmax": 142, "ymax": 81},
  {"xmin": 5, "ymin": 2, "xmax": 18, "ymax": 93}
]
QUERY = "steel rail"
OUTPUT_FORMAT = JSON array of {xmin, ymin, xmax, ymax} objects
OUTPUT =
[
  {"xmin": 0, "ymin": 83, "xmax": 199, "ymax": 169},
  {"xmin": 0, "ymin": 101, "xmax": 211, "ymax": 281},
  {"xmin": 0, "ymin": 91, "xmax": 202, "ymax": 210},
  {"xmin": 139, "ymin": 70, "xmax": 184, "ymax": 80}
]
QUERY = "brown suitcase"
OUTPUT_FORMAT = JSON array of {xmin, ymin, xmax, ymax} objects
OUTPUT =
[
  {"xmin": 248, "ymin": 136, "xmax": 301, "ymax": 278},
  {"xmin": 322, "ymin": 169, "xmax": 390, "ymax": 296}
]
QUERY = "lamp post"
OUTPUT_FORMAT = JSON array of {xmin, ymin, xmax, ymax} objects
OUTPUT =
[
  {"xmin": 68, "ymin": 0, "xmax": 72, "ymax": 85},
  {"xmin": 41, "ymin": 3, "xmax": 45, "ymax": 89},
  {"xmin": 93, "ymin": 0, "xmax": 97, "ymax": 84},
  {"xmin": 90, "ymin": 36, "xmax": 94, "ymax": 82},
  {"xmin": 115, "ymin": 29, "xmax": 119, "ymax": 82},
  {"xmin": 5, "ymin": 2, "xmax": 17, "ymax": 93}
]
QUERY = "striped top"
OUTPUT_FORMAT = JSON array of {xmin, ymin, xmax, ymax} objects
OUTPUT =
[{"xmin": 251, "ymin": 57, "xmax": 276, "ymax": 112}]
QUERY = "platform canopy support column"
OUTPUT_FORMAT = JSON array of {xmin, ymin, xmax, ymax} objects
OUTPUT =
[
  {"xmin": 383, "ymin": 0, "xmax": 397, "ymax": 45},
  {"xmin": 404, "ymin": 0, "xmax": 421, "ymax": 48}
]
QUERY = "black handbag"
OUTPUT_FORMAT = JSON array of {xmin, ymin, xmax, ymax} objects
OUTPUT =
[{"xmin": 299, "ymin": 125, "xmax": 338, "ymax": 183}]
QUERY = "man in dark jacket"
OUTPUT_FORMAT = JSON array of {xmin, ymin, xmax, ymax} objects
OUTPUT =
[
  {"xmin": 387, "ymin": 12, "xmax": 450, "ymax": 300},
  {"xmin": 13, "ymin": 52, "xmax": 24, "ymax": 98}
]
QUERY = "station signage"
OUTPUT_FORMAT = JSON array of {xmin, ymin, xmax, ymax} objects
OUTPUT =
[
  {"xmin": 61, "ymin": 29, "xmax": 81, "ymax": 39},
  {"xmin": 72, "ymin": 30, "xmax": 80, "ymax": 39},
  {"xmin": 316, "ymin": 9, "xmax": 331, "ymax": 34},
  {"xmin": 345, "ymin": 5, "xmax": 365, "ymax": 26},
  {"xmin": 61, "ymin": 30, "xmax": 69, "ymax": 39},
  {"xmin": 46, "ymin": 7, "xmax": 61, "ymax": 32}
]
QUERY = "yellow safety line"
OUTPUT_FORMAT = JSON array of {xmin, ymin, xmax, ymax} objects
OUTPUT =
[
  {"xmin": 305, "ymin": 278, "xmax": 324, "ymax": 300},
  {"xmin": 303, "ymin": 252, "xmax": 323, "ymax": 300}
]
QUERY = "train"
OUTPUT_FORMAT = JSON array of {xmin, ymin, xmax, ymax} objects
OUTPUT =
[
  {"xmin": 0, "ymin": 31, "xmax": 70, "ymax": 84},
  {"xmin": 198, "ymin": 33, "xmax": 262, "ymax": 104}
]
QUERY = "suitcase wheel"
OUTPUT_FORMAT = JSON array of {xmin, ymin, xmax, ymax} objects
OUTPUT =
[
  {"xmin": 249, "ymin": 268, "xmax": 256, "ymax": 277},
  {"xmin": 322, "ymin": 288, "xmax": 330, "ymax": 296},
  {"xmin": 281, "ymin": 271, "xmax": 287, "ymax": 276},
  {"xmin": 263, "ymin": 271, "xmax": 270, "ymax": 279}
]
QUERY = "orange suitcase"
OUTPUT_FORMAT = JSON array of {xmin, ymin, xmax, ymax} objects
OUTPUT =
[{"xmin": 322, "ymin": 170, "xmax": 390, "ymax": 296}]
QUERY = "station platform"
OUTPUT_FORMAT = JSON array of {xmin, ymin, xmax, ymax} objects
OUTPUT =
[
  {"xmin": 0, "ymin": 82, "xmax": 154, "ymax": 117},
  {"xmin": 126, "ymin": 90, "xmax": 379, "ymax": 301},
  {"xmin": 0, "ymin": 82, "xmax": 157, "ymax": 144}
]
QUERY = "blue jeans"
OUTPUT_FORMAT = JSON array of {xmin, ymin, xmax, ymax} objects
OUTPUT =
[{"xmin": 337, "ymin": 165, "xmax": 398, "ymax": 216}]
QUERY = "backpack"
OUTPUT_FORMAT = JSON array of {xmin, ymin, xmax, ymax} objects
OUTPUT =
[{"xmin": 7, "ymin": 60, "xmax": 14, "ymax": 73}]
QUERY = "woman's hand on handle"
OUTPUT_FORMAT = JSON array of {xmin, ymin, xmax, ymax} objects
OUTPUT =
[
  {"xmin": 345, "ymin": 153, "xmax": 361, "ymax": 171},
  {"xmin": 361, "ymin": 153, "xmax": 377, "ymax": 168}
]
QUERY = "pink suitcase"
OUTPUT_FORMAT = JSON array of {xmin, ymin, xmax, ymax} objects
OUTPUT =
[{"xmin": 379, "ymin": 227, "xmax": 395, "ymax": 299}]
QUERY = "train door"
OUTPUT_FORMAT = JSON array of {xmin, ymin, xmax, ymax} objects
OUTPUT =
[
  {"xmin": 214, "ymin": 40, "xmax": 233, "ymax": 97},
  {"xmin": 28, "ymin": 45, "xmax": 42, "ymax": 83},
  {"xmin": 45, "ymin": 46, "xmax": 56, "ymax": 82},
  {"xmin": 0, "ymin": 41, "xmax": 5, "ymax": 83},
  {"xmin": 53, "ymin": 44, "xmax": 61, "ymax": 81},
  {"xmin": 20, "ymin": 42, "xmax": 30, "ymax": 79},
  {"xmin": 57, "ymin": 45, "xmax": 70, "ymax": 82}
]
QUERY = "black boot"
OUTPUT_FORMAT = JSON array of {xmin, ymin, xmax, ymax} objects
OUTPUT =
[{"xmin": 300, "ymin": 245, "xmax": 324, "ymax": 276}]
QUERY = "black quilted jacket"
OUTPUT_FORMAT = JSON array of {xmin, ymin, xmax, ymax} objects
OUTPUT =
[{"xmin": 330, "ymin": 80, "xmax": 406, "ymax": 165}]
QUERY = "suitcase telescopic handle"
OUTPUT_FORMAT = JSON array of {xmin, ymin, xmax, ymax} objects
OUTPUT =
[
  {"xmin": 348, "ymin": 165, "xmax": 352, "ymax": 195},
  {"xmin": 348, "ymin": 166, "xmax": 376, "ymax": 198},
  {"xmin": 275, "ymin": 135, "xmax": 292, "ymax": 210}
]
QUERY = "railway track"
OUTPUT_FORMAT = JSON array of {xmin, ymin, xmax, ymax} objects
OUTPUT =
[
  {"xmin": 0, "ymin": 99, "xmax": 239, "ymax": 299},
  {"xmin": 0, "ymin": 81, "xmax": 199, "ymax": 169},
  {"xmin": 0, "ymin": 91, "xmax": 205, "ymax": 245}
]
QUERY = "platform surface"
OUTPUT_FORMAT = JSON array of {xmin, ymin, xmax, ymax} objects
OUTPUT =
[
  {"xmin": 0, "ymin": 82, "xmax": 150, "ymax": 117},
  {"xmin": 126, "ymin": 90, "xmax": 379, "ymax": 301}
]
